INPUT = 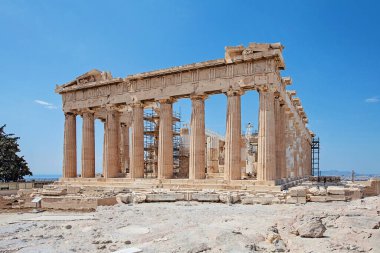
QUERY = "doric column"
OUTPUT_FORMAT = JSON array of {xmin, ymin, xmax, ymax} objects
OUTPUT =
[
  {"xmin": 102, "ymin": 121, "xmax": 107, "ymax": 175},
  {"xmin": 189, "ymin": 95, "xmax": 206, "ymax": 179},
  {"xmin": 81, "ymin": 111, "xmax": 95, "ymax": 178},
  {"xmin": 294, "ymin": 123, "xmax": 300, "ymax": 177},
  {"xmin": 275, "ymin": 101, "xmax": 287, "ymax": 179},
  {"xmin": 63, "ymin": 112, "xmax": 77, "ymax": 178},
  {"xmin": 120, "ymin": 123, "xmax": 130, "ymax": 173},
  {"xmin": 285, "ymin": 113, "xmax": 294, "ymax": 177},
  {"xmin": 224, "ymin": 90, "xmax": 242, "ymax": 181},
  {"xmin": 157, "ymin": 99, "xmax": 174, "ymax": 179},
  {"xmin": 307, "ymin": 139, "xmax": 312, "ymax": 175},
  {"xmin": 104, "ymin": 108, "xmax": 120, "ymax": 178},
  {"xmin": 130, "ymin": 103, "xmax": 144, "ymax": 178},
  {"xmin": 274, "ymin": 98, "xmax": 281, "ymax": 179},
  {"xmin": 257, "ymin": 89, "xmax": 276, "ymax": 181}
]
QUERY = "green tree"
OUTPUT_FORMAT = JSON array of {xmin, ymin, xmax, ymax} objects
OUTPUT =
[{"xmin": 0, "ymin": 125, "xmax": 32, "ymax": 182}]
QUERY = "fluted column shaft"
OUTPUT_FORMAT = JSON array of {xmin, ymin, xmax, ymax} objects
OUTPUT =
[
  {"xmin": 189, "ymin": 96, "xmax": 206, "ymax": 179},
  {"xmin": 63, "ymin": 113, "xmax": 77, "ymax": 178},
  {"xmin": 121, "ymin": 123, "xmax": 130, "ymax": 173},
  {"xmin": 81, "ymin": 112, "xmax": 95, "ymax": 178},
  {"xmin": 158, "ymin": 100, "xmax": 173, "ymax": 179},
  {"xmin": 285, "ymin": 114, "xmax": 294, "ymax": 177},
  {"xmin": 102, "ymin": 122, "xmax": 107, "ymax": 175},
  {"xmin": 224, "ymin": 90, "xmax": 242, "ymax": 180},
  {"xmin": 131, "ymin": 104, "xmax": 144, "ymax": 178},
  {"xmin": 294, "ymin": 125, "xmax": 300, "ymax": 177},
  {"xmin": 104, "ymin": 109, "xmax": 120, "ymax": 178},
  {"xmin": 277, "ymin": 103, "xmax": 287, "ymax": 178},
  {"xmin": 274, "ymin": 98, "xmax": 281, "ymax": 179},
  {"xmin": 257, "ymin": 90, "xmax": 276, "ymax": 181}
]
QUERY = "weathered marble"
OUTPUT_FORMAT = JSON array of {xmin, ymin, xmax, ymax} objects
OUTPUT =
[{"xmin": 189, "ymin": 95, "xmax": 206, "ymax": 179}]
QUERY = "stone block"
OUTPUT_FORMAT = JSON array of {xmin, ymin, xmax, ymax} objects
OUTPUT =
[
  {"xmin": 289, "ymin": 186, "xmax": 307, "ymax": 197},
  {"xmin": 191, "ymin": 193, "xmax": 220, "ymax": 202},
  {"xmin": 327, "ymin": 186, "xmax": 345, "ymax": 195},
  {"xmin": 41, "ymin": 197, "xmax": 98, "ymax": 210},
  {"xmin": 326, "ymin": 195, "xmax": 346, "ymax": 201},
  {"xmin": 286, "ymin": 196, "xmax": 306, "ymax": 204},
  {"xmin": 97, "ymin": 197, "xmax": 117, "ymax": 206},
  {"xmin": 145, "ymin": 193, "xmax": 185, "ymax": 202},
  {"xmin": 309, "ymin": 196, "xmax": 327, "ymax": 202},
  {"xmin": 41, "ymin": 188, "xmax": 67, "ymax": 196}
]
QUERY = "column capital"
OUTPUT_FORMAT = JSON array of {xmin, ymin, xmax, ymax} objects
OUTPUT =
[
  {"xmin": 257, "ymin": 85, "xmax": 275, "ymax": 93},
  {"xmin": 64, "ymin": 111, "xmax": 77, "ymax": 116},
  {"xmin": 225, "ymin": 88, "xmax": 244, "ymax": 97},
  {"xmin": 157, "ymin": 97, "xmax": 176, "ymax": 104},
  {"xmin": 190, "ymin": 94, "xmax": 208, "ymax": 101},
  {"xmin": 78, "ymin": 108, "xmax": 96, "ymax": 117}
]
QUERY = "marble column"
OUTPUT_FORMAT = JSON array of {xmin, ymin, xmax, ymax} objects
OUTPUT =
[
  {"xmin": 63, "ymin": 112, "xmax": 77, "ymax": 178},
  {"xmin": 278, "ymin": 103, "xmax": 287, "ymax": 178},
  {"xmin": 130, "ymin": 103, "xmax": 145, "ymax": 178},
  {"xmin": 308, "ymin": 139, "xmax": 312, "ymax": 175},
  {"xmin": 189, "ymin": 95, "xmax": 206, "ymax": 179},
  {"xmin": 285, "ymin": 114, "xmax": 294, "ymax": 178},
  {"xmin": 102, "ymin": 121, "xmax": 107, "ymax": 175},
  {"xmin": 104, "ymin": 108, "xmax": 120, "ymax": 178},
  {"xmin": 294, "ymin": 124, "xmax": 300, "ymax": 177},
  {"xmin": 224, "ymin": 90, "xmax": 242, "ymax": 181},
  {"xmin": 157, "ymin": 99, "xmax": 173, "ymax": 179},
  {"xmin": 274, "ymin": 98, "xmax": 281, "ymax": 179},
  {"xmin": 81, "ymin": 111, "xmax": 95, "ymax": 178},
  {"xmin": 257, "ymin": 89, "xmax": 276, "ymax": 181},
  {"xmin": 121, "ymin": 123, "xmax": 130, "ymax": 173}
]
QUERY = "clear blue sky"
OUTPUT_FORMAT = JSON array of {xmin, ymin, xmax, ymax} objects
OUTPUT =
[{"xmin": 0, "ymin": 0, "xmax": 379, "ymax": 175}]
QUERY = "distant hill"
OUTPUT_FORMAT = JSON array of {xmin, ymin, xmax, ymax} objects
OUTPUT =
[{"xmin": 321, "ymin": 170, "xmax": 380, "ymax": 177}]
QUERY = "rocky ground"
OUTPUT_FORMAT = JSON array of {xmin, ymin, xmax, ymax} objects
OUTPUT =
[{"xmin": 0, "ymin": 196, "xmax": 379, "ymax": 253}]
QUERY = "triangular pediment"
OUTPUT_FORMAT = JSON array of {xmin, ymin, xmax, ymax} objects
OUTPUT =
[{"xmin": 61, "ymin": 69, "xmax": 113, "ymax": 88}]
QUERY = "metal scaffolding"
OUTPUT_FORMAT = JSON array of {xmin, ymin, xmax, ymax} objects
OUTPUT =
[
  {"xmin": 311, "ymin": 137, "xmax": 320, "ymax": 177},
  {"xmin": 143, "ymin": 108, "xmax": 181, "ymax": 177}
]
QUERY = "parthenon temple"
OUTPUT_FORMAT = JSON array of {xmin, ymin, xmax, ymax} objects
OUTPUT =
[{"xmin": 55, "ymin": 42, "xmax": 314, "ymax": 188}]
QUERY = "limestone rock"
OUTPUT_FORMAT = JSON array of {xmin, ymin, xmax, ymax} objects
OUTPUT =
[
  {"xmin": 116, "ymin": 193, "xmax": 132, "ymax": 204},
  {"xmin": 291, "ymin": 215, "xmax": 326, "ymax": 238},
  {"xmin": 219, "ymin": 193, "xmax": 240, "ymax": 204},
  {"xmin": 132, "ymin": 194, "xmax": 146, "ymax": 204}
]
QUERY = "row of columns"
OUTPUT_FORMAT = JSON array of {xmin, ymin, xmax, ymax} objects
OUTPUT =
[
  {"xmin": 63, "ymin": 89, "xmax": 311, "ymax": 181},
  {"xmin": 284, "ymin": 115, "xmax": 312, "ymax": 177}
]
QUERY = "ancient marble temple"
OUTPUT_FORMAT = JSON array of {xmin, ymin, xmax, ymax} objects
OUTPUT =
[{"xmin": 55, "ymin": 43, "xmax": 314, "ymax": 185}]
